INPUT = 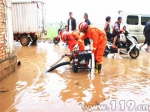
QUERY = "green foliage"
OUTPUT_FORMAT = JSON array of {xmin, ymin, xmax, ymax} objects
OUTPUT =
[
  {"xmin": 47, "ymin": 28, "xmax": 57, "ymax": 39},
  {"xmin": 46, "ymin": 23, "xmax": 104, "ymax": 39}
]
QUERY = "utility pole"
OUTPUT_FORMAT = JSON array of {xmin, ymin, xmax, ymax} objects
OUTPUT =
[
  {"xmin": 5, "ymin": 0, "xmax": 14, "ymax": 54},
  {"xmin": 42, "ymin": 2, "xmax": 44, "ymax": 33}
]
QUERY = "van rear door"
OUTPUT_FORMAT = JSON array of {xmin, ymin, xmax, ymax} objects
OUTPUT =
[{"xmin": 125, "ymin": 15, "xmax": 140, "ymax": 41}]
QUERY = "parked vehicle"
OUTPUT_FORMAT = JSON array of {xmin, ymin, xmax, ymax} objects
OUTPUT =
[
  {"xmin": 53, "ymin": 28, "xmax": 62, "ymax": 44},
  {"xmin": 118, "ymin": 11, "xmax": 150, "ymax": 42},
  {"xmin": 12, "ymin": 1, "xmax": 46, "ymax": 46},
  {"xmin": 104, "ymin": 26, "xmax": 139, "ymax": 59}
]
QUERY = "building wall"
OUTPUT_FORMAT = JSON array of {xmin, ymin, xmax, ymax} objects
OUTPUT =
[
  {"xmin": 0, "ymin": 0, "xmax": 17, "ymax": 82},
  {"xmin": 0, "ymin": 0, "xmax": 7, "ymax": 60}
]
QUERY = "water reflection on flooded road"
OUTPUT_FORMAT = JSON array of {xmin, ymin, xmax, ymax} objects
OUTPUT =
[{"xmin": 0, "ymin": 41, "xmax": 150, "ymax": 112}]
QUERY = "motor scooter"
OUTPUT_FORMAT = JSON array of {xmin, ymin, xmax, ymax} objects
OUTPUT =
[
  {"xmin": 53, "ymin": 28, "xmax": 62, "ymax": 44},
  {"xmin": 104, "ymin": 26, "xmax": 139, "ymax": 59}
]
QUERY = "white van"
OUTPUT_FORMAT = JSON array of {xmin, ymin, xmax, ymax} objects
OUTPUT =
[{"xmin": 118, "ymin": 11, "xmax": 150, "ymax": 42}]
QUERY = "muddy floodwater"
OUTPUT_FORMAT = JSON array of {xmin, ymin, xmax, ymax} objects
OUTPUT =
[{"xmin": 0, "ymin": 41, "xmax": 150, "ymax": 112}]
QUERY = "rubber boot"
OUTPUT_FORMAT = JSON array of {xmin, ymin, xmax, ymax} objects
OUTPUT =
[
  {"xmin": 97, "ymin": 64, "xmax": 102, "ymax": 73},
  {"xmin": 95, "ymin": 63, "xmax": 102, "ymax": 74}
]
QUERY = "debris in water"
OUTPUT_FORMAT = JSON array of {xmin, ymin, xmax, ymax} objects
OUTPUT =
[
  {"xmin": 0, "ymin": 90, "xmax": 9, "ymax": 93},
  {"xmin": 42, "ymin": 91, "xmax": 46, "ymax": 94},
  {"xmin": 40, "ymin": 72, "xmax": 45, "ymax": 77},
  {"xmin": 17, "ymin": 60, "xmax": 21, "ymax": 66},
  {"xmin": 74, "ymin": 81, "xmax": 78, "ymax": 85},
  {"xmin": 95, "ymin": 101, "xmax": 99, "ymax": 105}
]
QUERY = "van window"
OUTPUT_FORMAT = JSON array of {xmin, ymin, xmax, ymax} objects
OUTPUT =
[
  {"xmin": 141, "ymin": 16, "xmax": 150, "ymax": 25},
  {"xmin": 127, "ymin": 15, "xmax": 139, "ymax": 25}
]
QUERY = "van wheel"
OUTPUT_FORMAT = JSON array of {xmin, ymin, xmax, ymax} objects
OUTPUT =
[{"xmin": 20, "ymin": 35, "xmax": 30, "ymax": 46}]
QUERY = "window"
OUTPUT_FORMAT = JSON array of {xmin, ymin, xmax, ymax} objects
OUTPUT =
[
  {"xmin": 127, "ymin": 15, "xmax": 139, "ymax": 25},
  {"xmin": 141, "ymin": 16, "xmax": 150, "ymax": 25}
]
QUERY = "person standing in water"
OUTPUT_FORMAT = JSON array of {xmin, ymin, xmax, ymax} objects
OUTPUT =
[{"xmin": 139, "ymin": 20, "xmax": 150, "ymax": 52}]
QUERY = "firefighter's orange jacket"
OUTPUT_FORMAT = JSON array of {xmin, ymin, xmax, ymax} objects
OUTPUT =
[
  {"xmin": 67, "ymin": 31, "xmax": 85, "ymax": 52},
  {"xmin": 81, "ymin": 25, "xmax": 107, "ymax": 63}
]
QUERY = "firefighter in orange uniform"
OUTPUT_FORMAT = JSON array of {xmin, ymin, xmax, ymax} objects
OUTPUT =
[
  {"xmin": 59, "ymin": 30, "xmax": 85, "ymax": 52},
  {"xmin": 78, "ymin": 22, "xmax": 107, "ymax": 73}
]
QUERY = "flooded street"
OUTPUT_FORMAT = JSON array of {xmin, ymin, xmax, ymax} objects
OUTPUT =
[{"xmin": 0, "ymin": 41, "xmax": 150, "ymax": 112}]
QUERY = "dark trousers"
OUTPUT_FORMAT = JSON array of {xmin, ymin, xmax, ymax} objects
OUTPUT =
[
  {"xmin": 144, "ymin": 36, "xmax": 150, "ymax": 45},
  {"xmin": 106, "ymin": 32, "xmax": 115, "ymax": 39},
  {"xmin": 84, "ymin": 37, "xmax": 91, "ymax": 46}
]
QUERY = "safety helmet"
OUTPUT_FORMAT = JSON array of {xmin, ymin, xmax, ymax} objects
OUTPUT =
[
  {"xmin": 78, "ymin": 22, "xmax": 88, "ymax": 33},
  {"xmin": 60, "ymin": 30, "xmax": 68, "ymax": 42}
]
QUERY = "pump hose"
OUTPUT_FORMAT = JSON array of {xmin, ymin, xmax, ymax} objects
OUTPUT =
[{"xmin": 46, "ymin": 61, "xmax": 70, "ymax": 72}]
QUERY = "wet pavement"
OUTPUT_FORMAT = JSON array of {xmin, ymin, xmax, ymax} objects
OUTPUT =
[{"xmin": 0, "ymin": 41, "xmax": 150, "ymax": 112}]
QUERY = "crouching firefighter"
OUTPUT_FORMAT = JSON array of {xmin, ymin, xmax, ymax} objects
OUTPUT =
[
  {"xmin": 78, "ymin": 22, "xmax": 107, "ymax": 73},
  {"xmin": 59, "ymin": 30, "xmax": 85, "ymax": 52}
]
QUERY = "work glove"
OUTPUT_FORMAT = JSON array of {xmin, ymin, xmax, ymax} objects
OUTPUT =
[
  {"xmin": 92, "ymin": 47, "xmax": 96, "ymax": 53},
  {"xmin": 78, "ymin": 39, "xmax": 83, "ymax": 43}
]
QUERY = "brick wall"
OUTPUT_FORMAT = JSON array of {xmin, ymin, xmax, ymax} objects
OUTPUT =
[
  {"xmin": 0, "ymin": 0, "xmax": 17, "ymax": 81},
  {"xmin": 0, "ymin": 0, "xmax": 7, "ymax": 60}
]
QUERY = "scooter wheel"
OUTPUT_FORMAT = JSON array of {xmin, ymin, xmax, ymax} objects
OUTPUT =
[
  {"xmin": 73, "ymin": 65, "xmax": 78, "ymax": 73},
  {"xmin": 53, "ymin": 37, "xmax": 60, "ymax": 44},
  {"xmin": 129, "ymin": 48, "xmax": 139, "ymax": 59}
]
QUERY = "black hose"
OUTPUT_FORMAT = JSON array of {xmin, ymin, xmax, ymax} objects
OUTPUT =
[{"xmin": 46, "ymin": 61, "xmax": 70, "ymax": 72}]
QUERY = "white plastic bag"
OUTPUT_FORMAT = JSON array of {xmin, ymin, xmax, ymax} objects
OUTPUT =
[{"xmin": 120, "ymin": 34, "xmax": 126, "ymax": 42}]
